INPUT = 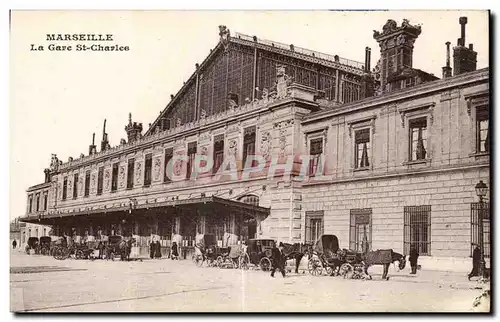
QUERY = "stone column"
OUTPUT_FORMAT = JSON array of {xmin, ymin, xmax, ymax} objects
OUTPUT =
[
  {"xmin": 225, "ymin": 213, "xmax": 238, "ymax": 246},
  {"xmin": 87, "ymin": 225, "xmax": 95, "ymax": 242}
]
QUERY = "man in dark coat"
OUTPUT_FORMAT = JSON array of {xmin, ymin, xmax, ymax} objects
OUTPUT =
[
  {"xmin": 149, "ymin": 239, "xmax": 155, "ymax": 259},
  {"xmin": 12, "ymin": 240, "xmax": 17, "ymax": 249},
  {"xmin": 468, "ymin": 244, "xmax": 481, "ymax": 281},
  {"xmin": 409, "ymin": 246, "xmax": 419, "ymax": 274},
  {"xmin": 171, "ymin": 242, "xmax": 179, "ymax": 260},
  {"xmin": 154, "ymin": 241, "xmax": 162, "ymax": 259},
  {"xmin": 271, "ymin": 242, "xmax": 286, "ymax": 278}
]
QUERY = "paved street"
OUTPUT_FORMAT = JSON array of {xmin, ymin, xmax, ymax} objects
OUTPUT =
[{"xmin": 10, "ymin": 250, "xmax": 484, "ymax": 312}]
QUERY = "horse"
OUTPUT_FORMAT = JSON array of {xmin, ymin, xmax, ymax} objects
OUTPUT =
[
  {"xmin": 362, "ymin": 249, "xmax": 406, "ymax": 280},
  {"xmin": 118, "ymin": 238, "xmax": 135, "ymax": 261},
  {"xmin": 282, "ymin": 242, "xmax": 313, "ymax": 274}
]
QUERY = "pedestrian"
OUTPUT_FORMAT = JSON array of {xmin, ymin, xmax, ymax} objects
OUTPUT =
[
  {"xmin": 155, "ymin": 240, "xmax": 162, "ymax": 259},
  {"xmin": 409, "ymin": 245, "xmax": 419, "ymax": 274},
  {"xmin": 98, "ymin": 241, "xmax": 104, "ymax": 259},
  {"xmin": 171, "ymin": 241, "xmax": 179, "ymax": 260},
  {"xmin": 270, "ymin": 242, "xmax": 287, "ymax": 278},
  {"xmin": 468, "ymin": 244, "xmax": 481, "ymax": 281},
  {"xmin": 12, "ymin": 240, "xmax": 17, "ymax": 249},
  {"xmin": 149, "ymin": 239, "xmax": 155, "ymax": 259}
]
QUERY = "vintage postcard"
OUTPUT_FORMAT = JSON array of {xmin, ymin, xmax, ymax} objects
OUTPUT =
[{"xmin": 9, "ymin": 10, "xmax": 491, "ymax": 313}]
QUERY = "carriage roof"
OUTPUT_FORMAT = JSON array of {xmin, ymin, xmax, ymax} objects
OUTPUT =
[
  {"xmin": 314, "ymin": 235, "xmax": 339, "ymax": 254},
  {"xmin": 202, "ymin": 234, "xmax": 216, "ymax": 247},
  {"xmin": 108, "ymin": 235, "xmax": 123, "ymax": 244},
  {"xmin": 39, "ymin": 236, "xmax": 51, "ymax": 244}
]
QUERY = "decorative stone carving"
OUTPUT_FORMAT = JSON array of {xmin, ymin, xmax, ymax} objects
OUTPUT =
[
  {"xmin": 104, "ymin": 170, "xmax": 111, "ymax": 191},
  {"xmin": 228, "ymin": 139, "xmax": 238, "ymax": 159},
  {"xmin": 176, "ymin": 118, "xmax": 182, "ymax": 127},
  {"xmin": 198, "ymin": 133, "xmax": 211, "ymax": 144},
  {"xmin": 273, "ymin": 119, "xmax": 295, "ymax": 130},
  {"xmin": 90, "ymin": 173, "xmax": 96, "ymax": 194},
  {"xmin": 135, "ymin": 162, "xmax": 142, "ymax": 184},
  {"xmin": 50, "ymin": 154, "xmax": 59, "ymax": 171},
  {"xmin": 173, "ymin": 152, "xmax": 183, "ymax": 176},
  {"xmin": 153, "ymin": 157, "xmax": 161, "ymax": 181},
  {"xmin": 200, "ymin": 109, "xmax": 207, "ymax": 120},
  {"xmin": 260, "ymin": 131, "xmax": 272, "ymax": 160},
  {"xmin": 279, "ymin": 128, "xmax": 287, "ymax": 157},
  {"xmin": 226, "ymin": 124, "xmax": 240, "ymax": 135},
  {"xmin": 119, "ymin": 166, "xmax": 126, "ymax": 188},
  {"xmin": 219, "ymin": 25, "xmax": 231, "ymax": 51},
  {"xmin": 276, "ymin": 65, "xmax": 293, "ymax": 99}
]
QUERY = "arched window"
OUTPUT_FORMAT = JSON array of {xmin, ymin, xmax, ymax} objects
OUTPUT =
[{"xmin": 238, "ymin": 195, "xmax": 259, "ymax": 206}]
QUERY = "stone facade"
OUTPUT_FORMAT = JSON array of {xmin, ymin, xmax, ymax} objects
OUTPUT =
[{"xmin": 21, "ymin": 19, "xmax": 490, "ymax": 269}]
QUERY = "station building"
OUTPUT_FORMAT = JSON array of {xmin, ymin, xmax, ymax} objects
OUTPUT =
[{"xmin": 21, "ymin": 17, "xmax": 490, "ymax": 270}]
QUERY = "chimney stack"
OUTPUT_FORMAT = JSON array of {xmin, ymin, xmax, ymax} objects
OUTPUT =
[
  {"xmin": 441, "ymin": 41, "xmax": 452, "ymax": 78},
  {"xmin": 88, "ymin": 133, "xmax": 96, "ymax": 155},
  {"xmin": 453, "ymin": 16, "xmax": 477, "ymax": 76},
  {"xmin": 364, "ymin": 47, "xmax": 371, "ymax": 72}
]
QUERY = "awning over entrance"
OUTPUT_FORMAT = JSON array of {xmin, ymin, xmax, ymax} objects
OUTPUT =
[{"xmin": 20, "ymin": 196, "xmax": 271, "ymax": 225}]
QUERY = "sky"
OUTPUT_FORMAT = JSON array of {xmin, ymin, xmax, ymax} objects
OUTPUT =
[{"xmin": 9, "ymin": 10, "xmax": 489, "ymax": 221}]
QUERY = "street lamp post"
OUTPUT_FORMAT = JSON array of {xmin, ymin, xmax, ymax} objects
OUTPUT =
[{"xmin": 475, "ymin": 180, "xmax": 488, "ymax": 280}]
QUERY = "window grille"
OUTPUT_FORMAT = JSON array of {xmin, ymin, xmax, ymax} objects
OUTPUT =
[
  {"xmin": 404, "ymin": 205, "xmax": 431, "ymax": 255},
  {"xmin": 349, "ymin": 208, "xmax": 372, "ymax": 252},
  {"xmin": 305, "ymin": 211, "xmax": 324, "ymax": 244},
  {"xmin": 471, "ymin": 202, "xmax": 490, "ymax": 258}
]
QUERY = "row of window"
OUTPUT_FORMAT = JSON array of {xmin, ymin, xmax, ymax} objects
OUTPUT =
[
  {"xmin": 59, "ymin": 126, "xmax": 258, "ymax": 200},
  {"xmin": 305, "ymin": 203, "xmax": 490, "ymax": 257},
  {"xmin": 308, "ymin": 105, "xmax": 489, "ymax": 176},
  {"xmin": 27, "ymin": 191, "xmax": 48, "ymax": 214}
]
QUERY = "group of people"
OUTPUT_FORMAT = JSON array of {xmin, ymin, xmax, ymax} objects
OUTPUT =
[
  {"xmin": 149, "ymin": 239, "xmax": 162, "ymax": 259},
  {"xmin": 149, "ymin": 240, "xmax": 180, "ymax": 260}
]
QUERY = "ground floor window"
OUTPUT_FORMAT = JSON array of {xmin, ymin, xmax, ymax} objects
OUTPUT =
[
  {"xmin": 349, "ymin": 208, "xmax": 372, "ymax": 252},
  {"xmin": 404, "ymin": 205, "xmax": 431, "ymax": 256},
  {"xmin": 305, "ymin": 211, "xmax": 324, "ymax": 244},
  {"xmin": 471, "ymin": 202, "xmax": 490, "ymax": 258}
]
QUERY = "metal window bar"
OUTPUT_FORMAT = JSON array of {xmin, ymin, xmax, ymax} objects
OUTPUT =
[
  {"xmin": 305, "ymin": 211, "xmax": 324, "ymax": 244},
  {"xmin": 404, "ymin": 205, "xmax": 431, "ymax": 255},
  {"xmin": 471, "ymin": 202, "xmax": 490, "ymax": 258},
  {"xmin": 349, "ymin": 209, "xmax": 372, "ymax": 252}
]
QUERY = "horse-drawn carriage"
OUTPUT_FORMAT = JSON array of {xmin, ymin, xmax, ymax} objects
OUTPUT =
[
  {"xmin": 307, "ymin": 235, "xmax": 344, "ymax": 276},
  {"xmin": 217, "ymin": 243, "xmax": 246, "ymax": 269},
  {"xmin": 25, "ymin": 237, "xmax": 40, "ymax": 255},
  {"xmin": 39, "ymin": 236, "xmax": 52, "ymax": 255},
  {"xmin": 104, "ymin": 235, "xmax": 135, "ymax": 261},
  {"xmin": 307, "ymin": 234, "xmax": 406, "ymax": 280},
  {"xmin": 239, "ymin": 238, "xmax": 276, "ymax": 271},
  {"xmin": 193, "ymin": 234, "xmax": 222, "ymax": 267}
]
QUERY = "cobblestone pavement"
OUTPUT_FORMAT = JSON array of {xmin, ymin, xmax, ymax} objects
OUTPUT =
[{"xmin": 9, "ymin": 250, "xmax": 486, "ymax": 312}]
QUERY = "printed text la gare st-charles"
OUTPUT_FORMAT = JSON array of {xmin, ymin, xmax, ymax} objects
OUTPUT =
[{"xmin": 30, "ymin": 34, "xmax": 130, "ymax": 52}]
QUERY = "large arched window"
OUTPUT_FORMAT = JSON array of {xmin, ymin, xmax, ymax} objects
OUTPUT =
[{"xmin": 238, "ymin": 195, "xmax": 259, "ymax": 206}]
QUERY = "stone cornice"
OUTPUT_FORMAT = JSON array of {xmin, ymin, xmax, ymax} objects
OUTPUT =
[{"xmin": 302, "ymin": 67, "xmax": 489, "ymax": 125}]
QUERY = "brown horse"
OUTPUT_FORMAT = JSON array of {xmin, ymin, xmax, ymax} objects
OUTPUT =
[{"xmin": 362, "ymin": 249, "xmax": 406, "ymax": 280}]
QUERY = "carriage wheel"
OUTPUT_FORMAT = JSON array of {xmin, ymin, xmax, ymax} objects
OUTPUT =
[
  {"xmin": 340, "ymin": 263, "xmax": 354, "ymax": 279},
  {"xmin": 75, "ymin": 250, "xmax": 84, "ymax": 260},
  {"xmin": 308, "ymin": 258, "xmax": 323, "ymax": 276},
  {"xmin": 194, "ymin": 254, "xmax": 204, "ymax": 267},
  {"xmin": 40, "ymin": 247, "xmax": 48, "ymax": 256},
  {"xmin": 259, "ymin": 257, "xmax": 272, "ymax": 271},
  {"xmin": 239, "ymin": 253, "xmax": 250, "ymax": 270},
  {"xmin": 325, "ymin": 266, "xmax": 334, "ymax": 276},
  {"xmin": 216, "ymin": 256, "xmax": 224, "ymax": 268}
]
